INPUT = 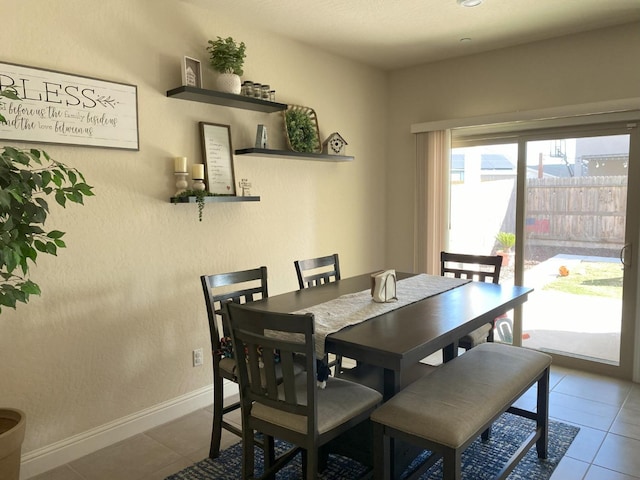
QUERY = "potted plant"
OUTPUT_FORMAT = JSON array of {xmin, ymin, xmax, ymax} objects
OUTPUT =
[
  {"xmin": 0, "ymin": 89, "xmax": 94, "ymax": 479},
  {"xmin": 495, "ymin": 231, "xmax": 516, "ymax": 266},
  {"xmin": 206, "ymin": 36, "xmax": 246, "ymax": 94},
  {"xmin": 171, "ymin": 189, "xmax": 216, "ymax": 221},
  {"xmin": 0, "ymin": 408, "xmax": 26, "ymax": 480}
]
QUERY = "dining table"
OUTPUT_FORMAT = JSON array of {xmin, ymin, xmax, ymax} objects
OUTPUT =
[
  {"xmin": 251, "ymin": 271, "xmax": 533, "ymax": 399},
  {"xmin": 250, "ymin": 271, "xmax": 533, "ymax": 474}
]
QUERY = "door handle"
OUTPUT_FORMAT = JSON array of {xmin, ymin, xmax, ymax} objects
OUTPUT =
[{"xmin": 620, "ymin": 244, "xmax": 631, "ymax": 267}]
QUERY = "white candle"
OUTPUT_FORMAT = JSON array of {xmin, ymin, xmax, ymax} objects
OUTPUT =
[
  {"xmin": 192, "ymin": 163, "xmax": 205, "ymax": 179},
  {"xmin": 174, "ymin": 156, "xmax": 187, "ymax": 173}
]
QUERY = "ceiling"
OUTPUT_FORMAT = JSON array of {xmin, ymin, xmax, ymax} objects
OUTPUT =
[{"xmin": 194, "ymin": 0, "xmax": 640, "ymax": 70}]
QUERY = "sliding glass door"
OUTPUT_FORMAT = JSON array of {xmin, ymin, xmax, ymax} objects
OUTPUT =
[{"xmin": 450, "ymin": 122, "xmax": 639, "ymax": 378}]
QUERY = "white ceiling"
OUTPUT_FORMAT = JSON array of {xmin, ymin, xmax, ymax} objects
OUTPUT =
[{"xmin": 195, "ymin": 0, "xmax": 640, "ymax": 70}]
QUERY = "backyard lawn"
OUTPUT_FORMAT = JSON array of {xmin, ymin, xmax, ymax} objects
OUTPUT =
[{"xmin": 542, "ymin": 261, "xmax": 623, "ymax": 299}]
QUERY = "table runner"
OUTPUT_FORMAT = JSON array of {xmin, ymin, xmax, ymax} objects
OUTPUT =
[{"xmin": 294, "ymin": 273, "xmax": 470, "ymax": 358}]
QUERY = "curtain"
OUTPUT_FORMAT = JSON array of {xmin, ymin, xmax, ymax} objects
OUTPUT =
[{"xmin": 414, "ymin": 130, "xmax": 451, "ymax": 275}]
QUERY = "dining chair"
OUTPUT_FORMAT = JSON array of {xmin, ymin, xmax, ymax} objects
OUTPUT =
[
  {"xmin": 440, "ymin": 251, "xmax": 503, "ymax": 350},
  {"xmin": 200, "ymin": 266, "xmax": 270, "ymax": 459},
  {"xmin": 294, "ymin": 253, "xmax": 341, "ymax": 289},
  {"xmin": 293, "ymin": 253, "xmax": 346, "ymax": 375},
  {"xmin": 223, "ymin": 301, "xmax": 382, "ymax": 480}
]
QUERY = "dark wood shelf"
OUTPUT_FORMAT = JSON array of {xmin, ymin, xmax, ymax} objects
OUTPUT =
[
  {"xmin": 166, "ymin": 86, "xmax": 287, "ymax": 113},
  {"xmin": 235, "ymin": 148, "xmax": 354, "ymax": 163},
  {"xmin": 170, "ymin": 195, "xmax": 260, "ymax": 203}
]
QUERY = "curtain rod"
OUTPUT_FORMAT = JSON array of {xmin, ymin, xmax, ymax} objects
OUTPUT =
[{"xmin": 410, "ymin": 97, "xmax": 640, "ymax": 134}]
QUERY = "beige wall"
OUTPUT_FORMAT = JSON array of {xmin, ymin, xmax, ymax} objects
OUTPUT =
[
  {"xmin": 0, "ymin": 0, "xmax": 388, "ymax": 454},
  {"xmin": 3, "ymin": 0, "xmax": 639, "ymax": 462},
  {"xmin": 386, "ymin": 22, "xmax": 640, "ymax": 271}
]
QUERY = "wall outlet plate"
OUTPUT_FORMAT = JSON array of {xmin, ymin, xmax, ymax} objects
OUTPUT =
[{"xmin": 193, "ymin": 348, "xmax": 204, "ymax": 367}]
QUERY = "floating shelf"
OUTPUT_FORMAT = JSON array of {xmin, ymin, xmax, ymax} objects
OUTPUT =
[
  {"xmin": 166, "ymin": 86, "xmax": 287, "ymax": 113},
  {"xmin": 170, "ymin": 195, "xmax": 260, "ymax": 203},
  {"xmin": 235, "ymin": 148, "xmax": 354, "ymax": 163}
]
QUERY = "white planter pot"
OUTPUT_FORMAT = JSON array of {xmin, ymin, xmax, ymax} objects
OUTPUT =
[
  {"xmin": 216, "ymin": 73, "xmax": 241, "ymax": 94},
  {"xmin": 0, "ymin": 409, "xmax": 26, "ymax": 480}
]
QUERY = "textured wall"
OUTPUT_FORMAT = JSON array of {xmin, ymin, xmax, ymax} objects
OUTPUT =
[{"xmin": 0, "ymin": 0, "xmax": 388, "ymax": 453}]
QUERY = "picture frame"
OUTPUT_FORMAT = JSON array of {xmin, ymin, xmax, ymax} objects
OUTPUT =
[
  {"xmin": 199, "ymin": 122, "xmax": 236, "ymax": 195},
  {"xmin": 182, "ymin": 56, "xmax": 202, "ymax": 88},
  {"xmin": 0, "ymin": 61, "xmax": 138, "ymax": 150}
]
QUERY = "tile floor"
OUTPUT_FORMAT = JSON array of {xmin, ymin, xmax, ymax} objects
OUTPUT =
[{"xmin": 29, "ymin": 365, "xmax": 640, "ymax": 480}]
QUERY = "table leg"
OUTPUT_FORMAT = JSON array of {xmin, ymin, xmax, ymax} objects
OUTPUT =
[{"xmin": 443, "ymin": 340, "xmax": 459, "ymax": 363}]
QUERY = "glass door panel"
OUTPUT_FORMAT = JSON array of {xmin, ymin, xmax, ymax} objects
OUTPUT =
[
  {"xmin": 521, "ymin": 134, "xmax": 630, "ymax": 365},
  {"xmin": 449, "ymin": 144, "xmax": 517, "ymax": 343}
]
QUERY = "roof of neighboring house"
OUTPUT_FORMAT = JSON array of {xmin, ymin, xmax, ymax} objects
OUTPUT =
[{"xmin": 452, "ymin": 154, "xmax": 514, "ymax": 171}]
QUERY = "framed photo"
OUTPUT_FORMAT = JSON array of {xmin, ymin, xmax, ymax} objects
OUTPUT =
[
  {"xmin": 199, "ymin": 122, "xmax": 236, "ymax": 195},
  {"xmin": 182, "ymin": 56, "xmax": 202, "ymax": 88}
]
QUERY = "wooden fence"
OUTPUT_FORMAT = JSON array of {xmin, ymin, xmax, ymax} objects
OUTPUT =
[{"xmin": 525, "ymin": 176, "xmax": 627, "ymax": 249}]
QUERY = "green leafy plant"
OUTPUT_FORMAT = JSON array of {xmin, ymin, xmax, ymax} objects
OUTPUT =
[
  {"xmin": 172, "ymin": 189, "xmax": 217, "ymax": 221},
  {"xmin": 495, "ymin": 231, "xmax": 516, "ymax": 251},
  {"xmin": 0, "ymin": 89, "xmax": 95, "ymax": 313},
  {"xmin": 284, "ymin": 109, "xmax": 320, "ymax": 153},
  {"xmin": 206, "ymin": 36, "xmax": 246, "ymax": 75}
]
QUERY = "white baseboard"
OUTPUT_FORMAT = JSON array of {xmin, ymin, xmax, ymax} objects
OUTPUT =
[{"xmin": 19, "ymin": 383, "xmax": 234, "ymax": 479}]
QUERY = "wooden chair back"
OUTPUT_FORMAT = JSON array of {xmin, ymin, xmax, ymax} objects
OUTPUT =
[
  {"xmin": 440, "ymin": 252, "xmax": 502, "ymax": 284},
  {"xmin": 224, "ymin": 302, "xmax": 318, "ymax": 438},
  {"xmin": 294, "ymin": 253, "xmax": 341, "ymax": 289},
  {"xmin": 201, "ymin": 266, "xmax": 268, "ymax": 350}
]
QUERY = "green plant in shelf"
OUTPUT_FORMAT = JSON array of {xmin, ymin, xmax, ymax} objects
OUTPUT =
[
  {"xmin": 0, "ymin": 88, "xmax": 95, "ymax": 313},
  {"xmin": 206, "ymin": 36, "xmax": 246, "ymax": 75},
  {"xmin": 172, "ymin": 189, "xmax": 218, "ymax": 222},
  {"xmin": 284, "ymin": 109, "xmax": 319, "ymax": 153}
]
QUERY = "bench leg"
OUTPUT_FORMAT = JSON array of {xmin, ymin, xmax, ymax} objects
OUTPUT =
[
  {"xmin": 373, "ymin": 422, "xmax": 391, "ymax": 480},
  {"xmin": 536, "ymin": 367, "xmax": 550, "ymax": 459},
  {"xmin": 442, "ymin": 448, "xmax": 462, "ymax": 480}
]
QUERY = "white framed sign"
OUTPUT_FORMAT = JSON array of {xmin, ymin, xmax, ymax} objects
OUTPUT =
[
  {"xmin": 199, "ymin": 122, "xmax": 236, "ymax": 195},
  {"xmin": 0, "ymin": 61, "xmax": 139, "ymax": 150},
  {"xmin": 182, "ymin": 56, "xmax": 202, "ymax": 88}
]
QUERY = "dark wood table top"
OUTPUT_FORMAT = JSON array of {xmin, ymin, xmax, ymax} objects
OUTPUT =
[{"xmin": 252, "ymin": 272, "xmax": 532, "ymax": 373}]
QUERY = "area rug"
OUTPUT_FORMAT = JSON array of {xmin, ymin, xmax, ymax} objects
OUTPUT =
[{"xmin": 166, "ymin": 412, "xmax": 579, "ymax": 479}]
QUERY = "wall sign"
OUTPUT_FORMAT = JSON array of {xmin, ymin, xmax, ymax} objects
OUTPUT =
[
  {"xmin": 0, "ymin": 61, "xmax": 139, "ymax": 150},
  {"xmin": 199, "ymin": 122, "xmax": 236, "ymax": 195}
]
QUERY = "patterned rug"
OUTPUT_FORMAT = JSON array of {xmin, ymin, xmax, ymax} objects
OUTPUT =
[{"xmin": 166, "ymin": 412, "xmax": 579, "ymax": 479}]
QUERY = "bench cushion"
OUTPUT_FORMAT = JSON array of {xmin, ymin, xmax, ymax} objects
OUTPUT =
[{"xmin": 370, "ymin": 343, "xmax": 551, "ymax": 449}]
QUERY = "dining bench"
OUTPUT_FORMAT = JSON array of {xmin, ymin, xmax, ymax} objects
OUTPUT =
[{"xmin": 370, "ymin": 342, "xmax": 551, "ymax": 480}]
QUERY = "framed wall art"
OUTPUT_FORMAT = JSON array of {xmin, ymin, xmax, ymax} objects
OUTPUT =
[
  {"xmin": 199, "ymin": 122, "xmax": 236, "ymax": 195},
  {"xmin": 182, "ymin": 56, "xmax": 202, "ymax": 88},
  {"xmin": 0, "ymin": 61, "xmax": 138, "ymax": 150}
]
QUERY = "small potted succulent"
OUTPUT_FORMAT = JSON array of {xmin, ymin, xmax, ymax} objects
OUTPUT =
[
  {"xmin": 495, "ymin": 231, "xmax": 516, "ymax": 266},
  {"xmin": 206, "ymin": 36, "xmax": 246, "ymax": 94}
]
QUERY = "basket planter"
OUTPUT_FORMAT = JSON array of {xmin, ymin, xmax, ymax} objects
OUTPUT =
[
  {"xmin": 0, "ymin": 409, "xmax": 26, "ymax": 480},
  {"xmin": 283, "ymin": 105, "xmax": 321, "ymax": 153}
]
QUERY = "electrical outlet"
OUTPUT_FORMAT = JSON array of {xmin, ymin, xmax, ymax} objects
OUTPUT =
[{"xmin": 193, "ymin": 348, "xmax": 204, "ymax": 367}]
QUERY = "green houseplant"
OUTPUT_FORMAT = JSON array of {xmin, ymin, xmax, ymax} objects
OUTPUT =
[
  {"xmin": 206, "ymin": 36, "xmax": 246, "ymax": 94},
  {"xmin": 172, "ymin": 189, "xmax": 216, "ymax": 222},
  {"xmin": 0, "ymin": 88, "xmax": 94, "ymax": 480},
  {"xmin": 0, "ymin": 89, "xmax": 94, "ymax": 313}
]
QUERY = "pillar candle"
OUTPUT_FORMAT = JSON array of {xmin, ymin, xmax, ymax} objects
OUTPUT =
[
  {"xmin": 192, "ymin": 163, "xmax": 205, "ymax": 179},
  {"xmin": 174, "ymin": 156, "xmax": 187, "ymax": 173}
]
